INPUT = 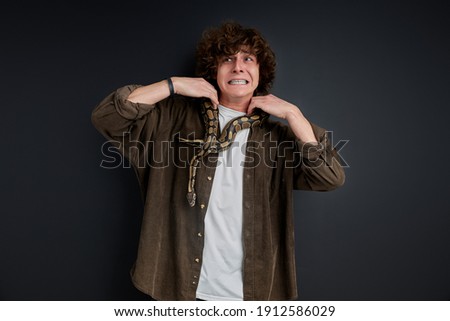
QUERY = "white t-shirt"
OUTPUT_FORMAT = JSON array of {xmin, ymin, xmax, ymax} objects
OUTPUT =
[{"xmin": 196, "ymin": 105, "xmax": 249, "ymax": 301}]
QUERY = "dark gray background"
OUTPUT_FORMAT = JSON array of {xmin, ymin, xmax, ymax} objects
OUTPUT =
[{"xmin": 1, "ymin": 0, "xmax": 449, "ymax": 300}]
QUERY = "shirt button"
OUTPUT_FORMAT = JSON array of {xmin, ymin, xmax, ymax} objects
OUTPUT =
[
  {"xmin": 207, "ymin": 176, "xmax": 212, "ymax": 181},
  {"xmin": 192, "ymin": 281, "xmax": 197, "ymax": 285},
  {"xmin": 200, "ymin": 204, "xmax": 205, "ymax": 209},
  {"xmin": 194, "ymin": 258, "xmax": 200, "ymax": 263},
  {"xmin": 193, "ymin": 275, "xmax": 198, "ymax": 279},
  {"xmin": 197, "ymin": 232, "xmax": 203, "ymax": 237}
]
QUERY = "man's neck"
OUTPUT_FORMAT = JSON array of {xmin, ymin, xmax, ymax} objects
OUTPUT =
[{"xmin": 219, "ymin": 97, "xmax": 251, "ymax": 114}]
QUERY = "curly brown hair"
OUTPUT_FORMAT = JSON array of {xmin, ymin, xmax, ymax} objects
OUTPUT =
[{"xmin": 195, "ymin": 21, "xmax": 276, "ymax": 96}]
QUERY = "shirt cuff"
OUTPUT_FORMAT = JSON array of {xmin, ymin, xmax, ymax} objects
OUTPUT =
[
  {"xmin": 296, "ymin": 123, "xmax": 327, "ymax": 162},
  {"xmin": 113, "ymin": 84, "xmax": 156, "ymax": 120}
]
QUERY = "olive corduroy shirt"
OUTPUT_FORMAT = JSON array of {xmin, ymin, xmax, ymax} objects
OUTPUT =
[{"xmin": 91, "ymin": 84, "xmax": 345, "ymax": 300}]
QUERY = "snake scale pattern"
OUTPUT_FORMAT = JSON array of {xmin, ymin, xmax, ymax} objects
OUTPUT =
[{"xmin": 180, "ymin": 100, "xmax": 268, "ymax": 207}]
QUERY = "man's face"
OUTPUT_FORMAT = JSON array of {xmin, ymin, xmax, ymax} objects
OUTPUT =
[{"xmin": 216, "ymin": 47, "xmax": 259, "ymax": 103}]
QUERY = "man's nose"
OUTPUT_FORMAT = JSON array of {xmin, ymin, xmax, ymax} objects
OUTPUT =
[{"xmin": 232, "ymin": 59, "xmax": 243, "ymax": 73}]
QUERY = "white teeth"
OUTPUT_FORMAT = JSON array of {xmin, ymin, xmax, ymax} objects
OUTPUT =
[{"xmin": 229, "ymin": 80, "xmax": 248, "ymax": 85}]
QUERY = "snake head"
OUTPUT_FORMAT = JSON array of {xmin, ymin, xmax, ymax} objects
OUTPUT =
[{"xmin": 187, "ymin": 191, "xmax": 196, "ymax": 207}]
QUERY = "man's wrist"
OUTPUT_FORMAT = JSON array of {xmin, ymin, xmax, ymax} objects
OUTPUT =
[{"xmin": 167, "ymin": 78, "xmax": 175, "ymax": 96}]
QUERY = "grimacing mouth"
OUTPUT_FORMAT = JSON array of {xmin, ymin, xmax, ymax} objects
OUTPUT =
[{"xmin": 228, "ymin": 79, "xmax": 249, "ymax": 85}]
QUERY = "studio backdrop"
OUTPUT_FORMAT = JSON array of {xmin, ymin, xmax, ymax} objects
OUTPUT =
[{"xmin": 0, "ymin": 0, "xmax": 449, "ymax": 300}]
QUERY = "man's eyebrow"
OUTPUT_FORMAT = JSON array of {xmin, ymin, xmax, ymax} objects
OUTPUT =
[{"xmin": 219, "ymin": 49, "xmax": 256, "ymax": 58}]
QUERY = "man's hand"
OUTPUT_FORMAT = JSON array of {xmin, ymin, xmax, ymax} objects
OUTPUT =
[
  {"xmin": 172, "ymin": 77, "xmax": 219, "ymax": 107},
  {"xmin": 248, "ymin": 94, "xmax": 318, "ymax": 144},
  {"xmin": 248, "ymin": 94, "xmax": 299, "ymax": 119}
]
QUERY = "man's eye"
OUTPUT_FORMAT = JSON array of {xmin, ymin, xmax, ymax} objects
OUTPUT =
[
  {"xmin": 223, "ymin": 57, "xmax": 232, "ymax": 62},
  {"xmin": 245, "ymin": 56, "xmax": 255, "ymax": 62}
]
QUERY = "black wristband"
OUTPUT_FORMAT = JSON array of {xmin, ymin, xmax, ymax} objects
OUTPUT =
[{"xmin": 167, "ymin": 78, "xmax": 175, "ymax": 96}]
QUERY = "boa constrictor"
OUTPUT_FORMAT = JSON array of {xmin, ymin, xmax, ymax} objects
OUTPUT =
[{"xmin": 179, "ymin": 100, "xmax": 268, "ymax": 207}]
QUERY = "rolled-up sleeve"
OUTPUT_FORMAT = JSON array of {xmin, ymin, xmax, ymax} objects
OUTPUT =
[
  {"xmin": 91, "ymin": 84, "xmax": 156, "ymax": 138},
  {"xmin": 294, "ymin": 123, "xmax": 346, "ymax": 191},
  {"xmin": 91, "ymin": 84, "xmax": 161, "ymax": 168}
]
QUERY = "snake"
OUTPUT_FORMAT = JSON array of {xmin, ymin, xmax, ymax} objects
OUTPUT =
[{"xmin": 179, "ymin": 99, "xmax": 268, "ymax": 207}]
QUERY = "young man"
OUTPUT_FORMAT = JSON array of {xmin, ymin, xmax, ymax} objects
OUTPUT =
[{"xmin": 92, "ymin": 21, "xmax": 345, "ymax": 301}]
